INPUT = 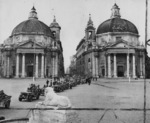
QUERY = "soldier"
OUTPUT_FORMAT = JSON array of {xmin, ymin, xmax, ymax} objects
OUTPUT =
[
  {"xmin": 49, "ymin": 80, "xmax": 52, "ymax": 87},
  {"xmin": 37, "ymin": 85, "xmax": 41, "ymax": 94},
  {"xmin": 0, "ymin": 90, "xmax": 7, "ymax": 100},
  {"xmin": 46, "ymin": 80, "xmax": 49, "ymax": 87},
  {"xmin": 88, "ymin": 77, "xmax": 92, "ymax": 85}
]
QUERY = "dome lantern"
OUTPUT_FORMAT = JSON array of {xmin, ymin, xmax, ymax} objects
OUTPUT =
[
  {"xmin": 28, "ymin": 6, "xmax": 38, "ymax": 20},
  {"xmin": 111, "ymin": 3, "xmax": 121, "ymax": 19}
]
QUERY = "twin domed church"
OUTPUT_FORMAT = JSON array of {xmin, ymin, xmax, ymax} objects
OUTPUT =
[
  {"xmin": 0, "ymin": 7, "xmax": 64, "ymax": 78},
  {"xmin": 75, "ymin": 3, "xmax": 145, "ymax": 78},
  {"xmin": 0, "ymin": 4, "xmax": 146, "ymax": 79}
]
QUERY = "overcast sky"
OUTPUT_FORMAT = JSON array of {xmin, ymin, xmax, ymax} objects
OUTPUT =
[{"xmin": 0, "ymin": 0, "xmax": 149, "ymax": 70}]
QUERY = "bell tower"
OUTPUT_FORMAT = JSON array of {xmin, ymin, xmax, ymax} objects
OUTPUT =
[
  {"xmin": 49, "ymin": 16, "xmax": 61, "ymax": 41},
  {"xmin": 85, "ymin": 14, "xmax": 95, "ymax": 42}
]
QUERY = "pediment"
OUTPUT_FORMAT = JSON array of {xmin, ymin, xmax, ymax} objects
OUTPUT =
[
  {"xmin": 110, "ymin": 40, "xmax": 135, "ymax": 48},
  {"xmin": 114, "ymin": 43, "xmax": 128, "ymax": 48},
  {"xmin": 17, "ymin": 40, "xmax": 43, "ymax": 49}
]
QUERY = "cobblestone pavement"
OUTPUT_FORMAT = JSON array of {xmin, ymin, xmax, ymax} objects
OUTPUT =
[{"xmin": 0, "ymin": 78, "xmax": 150, "ymax": 123}]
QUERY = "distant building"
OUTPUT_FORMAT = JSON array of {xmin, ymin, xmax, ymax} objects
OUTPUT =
[
  {"xmin": 0, "ymin": 7, "xmax": 64, "ymax": 78},
  {"xmin": 69, "ymin": 55, "xmax": 77, "ymax": 76},
  {"xmin": 75, "ymin": 4, "xmax": 145, "ymax": 78}
]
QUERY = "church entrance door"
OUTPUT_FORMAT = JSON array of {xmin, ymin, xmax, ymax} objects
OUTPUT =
[
  {"xmin": 102, "ymin": 69, "xmax": 105, "ymax": 77},
  {"xmin": 117, "ymin": 66, "xmax": 124, "ymax": 77},
  {"xmin": 27, "ymin": 65, "xmax": 33, "ymax": 77}
]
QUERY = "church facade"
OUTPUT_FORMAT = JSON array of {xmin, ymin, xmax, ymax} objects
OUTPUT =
[
  {"xmin": 0, "ymin": 7, "xmax": 65, "ymax": 78},
  {"xmin": 75, "ymin": 4, "xmax": 145, "ymax": 78}
]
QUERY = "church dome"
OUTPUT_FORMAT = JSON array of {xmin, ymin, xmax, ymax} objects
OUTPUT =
[
  {"xmin": 96, "ymin": 4, "xmax": 139, "ymax": 35},
  {"xmin": 11, "ymin": 7, "xmax": 53, "ymax": 37}
]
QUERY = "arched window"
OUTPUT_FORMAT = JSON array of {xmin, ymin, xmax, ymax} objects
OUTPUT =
[
  {"xmin": 52, "ymin": 31, "xmax": 56, "ymax": 37},
  {"xmin": 116, "ymin": 36, "xmax": 121, "ymax": 41},
  {"xmin": 88, "ymin": 58, "xmax": 91, "ymax": 62},
  {"xmin": 88, "ymin": 31, "xmax": 92, "ymax": 39}
]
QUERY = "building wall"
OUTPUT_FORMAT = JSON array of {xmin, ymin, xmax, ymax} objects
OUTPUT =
[
  {"xmin": 10, "ymin": 35, "xmax": 52, "ymax": 45},
  {"xmin": 0, "ymin": 41, "xmax": 64, "ymax": 78},
  {"xmin": 96, "ymin": 33, "xmax": 139, "ymax": 46},
  {"xmin": 75, "ymin": 33, "xmax": 145, "ymax": 78},
  {"xmin": 98, "ymin": 52, "xmax": 106, "ymax": 77}
]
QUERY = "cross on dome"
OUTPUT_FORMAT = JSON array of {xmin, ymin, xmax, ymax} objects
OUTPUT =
[{"xmin": 53, "ymin": 15, "xmax": 56, "ymax": 22}]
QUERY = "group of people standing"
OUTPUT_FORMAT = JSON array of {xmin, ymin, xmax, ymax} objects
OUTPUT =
[
  {"xmin": 86, "ymin": 77, "xmax": 92, "ymax": 85},
  {"xmin": 44, "ymin": 76, "xmax": 97, "ymax": 87},
  {"xmin": 44, "ymin": 77, "xmax": 64, "ymax": 87},
  {"xmin": 43, "ymin": 79, "xmax": 53, "ymax": 88}
]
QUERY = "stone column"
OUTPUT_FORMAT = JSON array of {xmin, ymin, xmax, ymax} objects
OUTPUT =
[
  {"xmin": 35, "ymin": 54, "xmax": 39, "ymax": 78},
  {"xmin": 108, "ymin": 54, "xmax": 111, "ymax": 78},
  {"xmin": 114, "ymin": 54, "xmax": 117, "ymax": 78},
  {"xmin": 41, "ymin": 54, "xmax": 44, "ymax": 78},
  {"xmin": 45, "ymin": 56, "xmax": 47, "ymax": 77},
  {"xmin": 51, "ymin": 57, "xmax": 54, "ymax": 77},
  {"xmin": 92, "ymin": 52, "xmax": 95, "ymax": 77},
  {"xmin": 95, "ymin": 57, "xmax": 98, "ymax": 77},
  {"xmin": 6, "ymin": 56, "xmax": 10, "ymax": 78},
  {"xmin": 55, "ymin": 53, "xmax": 58, "ymax": 77},
  {"xmin": 15, "ymin": 53, "xmax": 19, "ymax": 78},
  {"xmin": 140, "ymin": 54, "xmax": 144, "ymax": 78},
  {"xmin": 105, "ymin": 54, "xmax": 107, "ymax": 77},
  {"xmin": 52, "ymin": 56, "xmax": 55, "ymax": 77},
  {"xmin": 127, "ymin": 54, "xmax": 129, "ymax": 78},
  {"xmin": 132, "ymin": 54, "xmax": 136, "ymax": 78},
  {"xmin": 21, "ymin": 53, "xmax": 25, "ymax": 78}
]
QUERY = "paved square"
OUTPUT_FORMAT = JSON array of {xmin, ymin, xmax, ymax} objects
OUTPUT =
[{"xmin": 0, "ymin": 78, "xmax": 150, "ymax": 123}]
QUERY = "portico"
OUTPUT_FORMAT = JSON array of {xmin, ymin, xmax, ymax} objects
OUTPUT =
[
  {"xmin": 106, "ymin": 51, "xmax": 136, "ymax": 78},
  {"xmin": 15, "ymin": 52, "xmax": 45, "ymax": 78}
]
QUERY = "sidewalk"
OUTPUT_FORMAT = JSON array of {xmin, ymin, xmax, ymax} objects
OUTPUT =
[{"xmin": 94, "ymin": 78, "xmax": 149, "ymax": 83}]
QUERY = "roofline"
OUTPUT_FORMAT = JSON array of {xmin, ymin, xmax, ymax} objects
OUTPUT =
[
  {"xmin": 76, "ymin": 38, "xmax": 85, "ymax": 51},
  {"xmin": 96, "ymin": 32, "xmax": 140, "ymax": 37},
  {"xmin": 11, "ymin": 32, "xmax": 54, "ymax": 38},
  {"xmin": 96, "ymin": 18, "xmax": 139, "ymax": 35}
]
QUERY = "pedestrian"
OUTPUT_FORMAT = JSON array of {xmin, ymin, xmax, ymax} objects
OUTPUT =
[
  {"xmin": 88, "ymin": 77, "xmax": 91, "ymax": 85},
  {"xmin": 46, "ymin": 79, "xmax": 49, "ymax": 87},
  {"xmin": 49, "ymin": 80, "xmax": 52, "ymax": 87}
]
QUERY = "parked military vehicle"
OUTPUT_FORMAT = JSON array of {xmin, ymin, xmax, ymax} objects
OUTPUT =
[
  {"xmin": 19, "ymin": 91, "xmax": 40, "ymax": 102},
  {"xmin": 0, "ymin": 90, "xmax": 11, "ymax": 108},
  {"xmin": 19, "ymin": 84, "xmax": 41, "ymax": 102}
]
